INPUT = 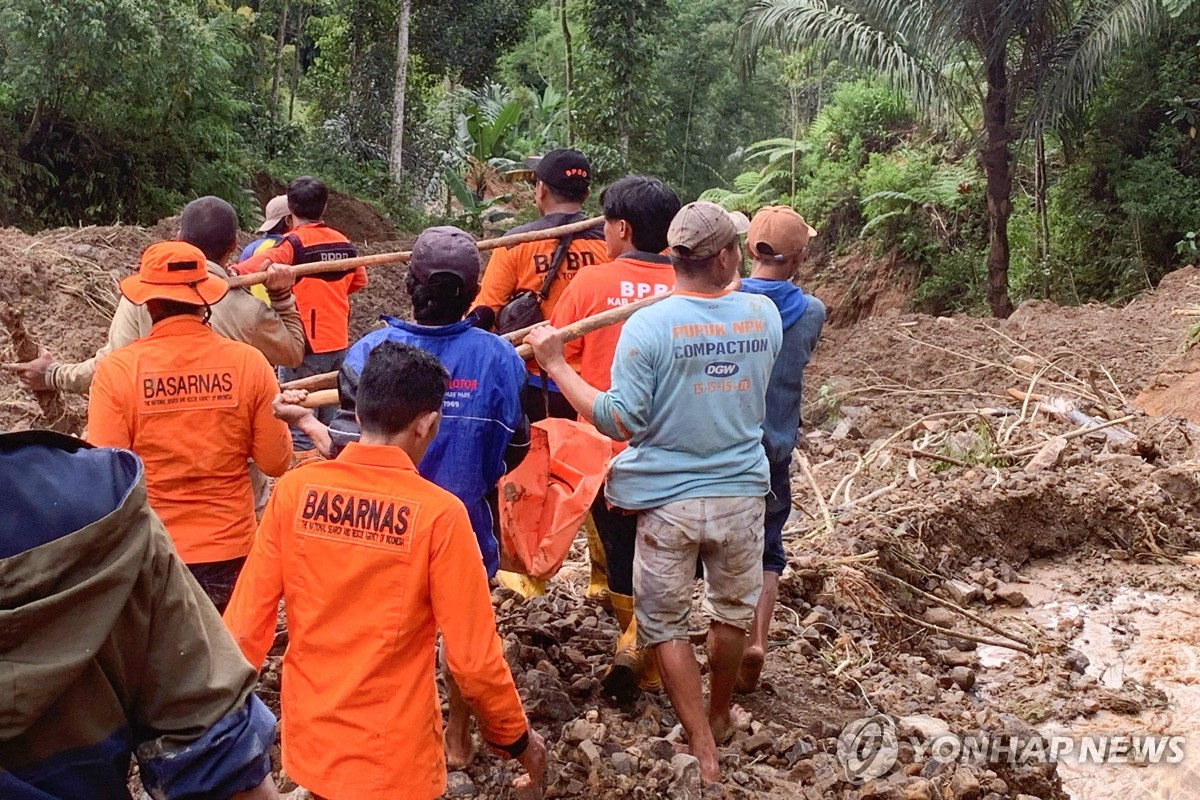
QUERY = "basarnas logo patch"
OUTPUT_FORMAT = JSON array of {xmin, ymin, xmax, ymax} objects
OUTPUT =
[{"xmin": 297, "ymin": 484, "xmax": 418, "ymax": 554}]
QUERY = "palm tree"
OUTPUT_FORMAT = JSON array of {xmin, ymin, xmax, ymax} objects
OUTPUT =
[{"xmin": 738, "ymin": 0, "xmax": 1194, "ymax": 317}]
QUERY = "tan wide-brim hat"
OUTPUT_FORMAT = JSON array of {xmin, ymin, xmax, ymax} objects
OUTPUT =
[{"xmin": 120, "ymin": 241, "xmax": 229, "ymax": 306}]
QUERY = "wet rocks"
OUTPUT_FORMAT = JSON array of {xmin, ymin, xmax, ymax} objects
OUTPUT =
[
  {"xmin": 529, "ymin": 690, "xmax": 575, "ymax": 722},
  {"xmin": 611, "ymin": 751, "xmax": 636, "ymax": 776},
  {"xmin": 994, "ymin": 584, "xmax": 1029, "ymax": 607},
  {"xmin": 667, "ymin": 753, "xmax": 701, "ymax": 800},
  {"xmin": 445, "ymin": 771, "xmax": 478, "ymax": 797},
  {"xmin": 741, "ymin": 730, "xmax": 776, "ymax": 755},
  {"xmin": 1065, "ymin": 648, "xmax": 1090, "ymax": 674},
  {"xmin": 950, "ymin": 666, "xmax": 976, "ymax": 691}
]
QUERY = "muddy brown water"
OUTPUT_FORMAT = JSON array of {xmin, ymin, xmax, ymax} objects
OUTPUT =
[{"xmin": 978, "ymin": 559, "xmax": 1200, "ymax": 799}]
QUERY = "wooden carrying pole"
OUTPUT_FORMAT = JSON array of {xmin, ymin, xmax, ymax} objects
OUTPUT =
[
  {"xmin": 226, "ymin": 215, "xmax": 604, "ymax": 289},
  {"xmin": 296, "ymin": 292, "xmax": 671, "ymax": 408},
  {"xmin": 280, "ymin": 314, "xmax": 565, "ymax": 392}
]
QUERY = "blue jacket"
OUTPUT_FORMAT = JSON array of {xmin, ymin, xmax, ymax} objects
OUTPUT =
[
  {"xmin": 0, "ymin": 431, "xmax": 275, "ymax": 800},
  {"xmin": 739, "ymin": 279, "xmax": 826, "ymax": 482},
  {"xmin": 329, "ymin": 317, "xmax": 530, "ymax": 576}
]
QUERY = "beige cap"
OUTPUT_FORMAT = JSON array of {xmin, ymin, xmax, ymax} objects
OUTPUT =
[
  {"xmin": 257, "ymin": 194, "xmax": 291, "ymax": 233},
  {"xmin": 747, "ymin": 205, "xmax": 817, "ymax": 261},
  {"xmin": 667, "ymin": 201, "xmax": 750, "ymax": 260}
]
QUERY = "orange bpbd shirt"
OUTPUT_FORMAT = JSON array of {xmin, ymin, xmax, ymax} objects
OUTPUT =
[
  {"xmin": 550, "ymin": 252, "xmax": 676, "ymax": 390},
  {"xmin": 476, "ymin": 213, "xmax": 609, "ymax": 321},
  {"xmin": 87, "ymin": 316, "xmax": 292, "ymax": 563},
  {"xmin": 222, "ymin": 443, "xmax": 528, "ymax": 800},
  {"xmin": 238, "ymin": 221, "xmax": 366, "ymax": 353}
]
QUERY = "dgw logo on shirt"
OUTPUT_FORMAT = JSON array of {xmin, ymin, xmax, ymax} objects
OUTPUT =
[
  {"xmin": 297, "ymin": 485, "xmax": 417, "ymax": 554},
  {"xmin": 704, "ymin": 361, "xmax": 739, "ymax": 378}
]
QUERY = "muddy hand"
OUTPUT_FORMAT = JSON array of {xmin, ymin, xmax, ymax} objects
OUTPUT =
[
  {"xmin": 2, "ymin": 346, "xmax": 54, "ymax": 391},
  {"xmin": 524, "ymin": 325, "xmax": 565, "ymax": 371},
  {"xmin": 272, "ymin": 390, "xmax": 314, "ymax": 425},
  {"xmin": 513, "ymin": 729, "xmax": 547, "ymax": 799},
  {"xmin": 263, "ymin": 262, "xmax": 297, "ymax": 294}
]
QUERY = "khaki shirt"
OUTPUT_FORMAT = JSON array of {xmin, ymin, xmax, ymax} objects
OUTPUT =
[{"xmin": 48, "ymin": 260, "xmax": 305, "ymax": 394}]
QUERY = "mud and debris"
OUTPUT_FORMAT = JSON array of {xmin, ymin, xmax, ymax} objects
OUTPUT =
[{"xmin": 4, "ymin": 217, "xmax": 1200, "ymax": 799}]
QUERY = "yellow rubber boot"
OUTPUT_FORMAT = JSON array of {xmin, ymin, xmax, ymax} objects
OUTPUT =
[
  {"xmin": 583, "ymin": 515, "xmax": 611, "ymax": 610},
  {"xmin": 638, "ymin": 639, "xmax": 662, "ymax": 693},
  {"xmin": 494, "ymin": 570, "xmax": 547, "ymax": 598},
  {"xmin": 603, "ymin": 593, "xmax": 650, "ymax": 701}
]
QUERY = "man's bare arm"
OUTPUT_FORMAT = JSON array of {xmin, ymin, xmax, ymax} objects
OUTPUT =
[{"xmin": 525, "ymin": 325, "xmax": 600, "ymax": 424}]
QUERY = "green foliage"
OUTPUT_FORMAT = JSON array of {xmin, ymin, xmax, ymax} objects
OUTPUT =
[
  {"xmin": 700, "ymin": 138, "xmax": 808, "ymax": 212},
  {"xmin": 442, "ymin": 167, "xmax": 515, "ymax": 229},
  {"xmin": 448, "ymin": 83, "xmax": 527, "ymax": 202},
  {"xmin": 574, "ymin": 0, "xmax": 669, "ymax": 174},
  {"xmin": 0, "ymin": 0, "xmax": 257, "ymax": 226},
  {"xmin": 411, "ymin": 0, "xmax": 538, "ymax": 86}
]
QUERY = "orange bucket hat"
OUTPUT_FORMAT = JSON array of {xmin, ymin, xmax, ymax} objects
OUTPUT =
[{"xmin": 120, "ymin": 241, "xmax": 229, "ymax": 306}]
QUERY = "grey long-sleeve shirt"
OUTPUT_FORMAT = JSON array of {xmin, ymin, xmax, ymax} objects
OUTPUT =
[{"xmin": 48, "ymin": 260, "xmax": 305, "ymax": 394}]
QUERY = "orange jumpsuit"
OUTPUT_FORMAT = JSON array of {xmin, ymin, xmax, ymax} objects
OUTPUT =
[{"xmin": 222, "ymin": 442, "xmax": 529, "ymax": 799}]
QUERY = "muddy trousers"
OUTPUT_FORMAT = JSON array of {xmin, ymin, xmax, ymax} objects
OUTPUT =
[{"xmin": 590, "ymin": 490, "xmax": 637, "ymax": 597}]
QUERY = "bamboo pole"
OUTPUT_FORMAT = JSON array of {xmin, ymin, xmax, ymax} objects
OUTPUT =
[
  {"xmin": 226, "ymin": 216, "xmax": 604, "ymax": 289},
  {"xmin": 511, "ymin": 293, "xmax": 668, "ymax": 360},
  {"xmin": 280, "ymin": 371, "xmax": 339, "ymax": 392},
  {"xmin": 295, "ymin": 292, "xmax": 672, "ymax": 407}
]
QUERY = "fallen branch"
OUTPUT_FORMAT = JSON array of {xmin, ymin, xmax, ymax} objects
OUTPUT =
[
  {"xmin": 1, "ymin": 304, "xmax": 80, "ymax": 434},
  {"xmin": 1005, "ymin": 412, "xmax": 1138, "ymax": 457},
  {"xmin": 797, "ymin": 452, "xmax": 836, "ymax": 535},
  {"xmin": 891, "ymin": 608, "xmax": 1036, "ymax": 657},
  {"xmin": 228, "ymin": 216, "xmax": 604, "ymax": 289},
  {"xmin": 864, "ymin": 566, "xmax": 1033, "ymax": 649},
  {"xmin": 898, "ymin": 447, "xmax": 975, "ymax": 469}
]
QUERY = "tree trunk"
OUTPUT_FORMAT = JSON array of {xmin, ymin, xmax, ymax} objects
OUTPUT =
[
  {"xmin": 980, "ymin": 51, "xmax": 1015, "ymax": 318},
  {"xmin": 1035, "ymin": 130, "xmax": 1050, "ymax": 295},
  {"xmin": 289, "ymin": 2, "xmax": 306, "ymax": 122},
  {"xmin": 389, "ymin": 0, "xmax": 412, "ymax": 181},
  {"xmin": 560, "ymin": 0, "xmax": 574, "ymax": 146},
  {"xmin": 270, "ymin": 0, "xmax": 291, "ymax": 123}
]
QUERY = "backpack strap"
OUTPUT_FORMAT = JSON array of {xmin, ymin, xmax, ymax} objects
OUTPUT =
[{"xmin": 534, "ymin": 234, "xmax": 576, "ymax": 302}]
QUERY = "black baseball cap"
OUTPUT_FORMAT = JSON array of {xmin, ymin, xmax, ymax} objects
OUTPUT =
[
  {"xmin": 408, "ymin": 226, "xmax": 480, "ymax": 291},
  {"xmin": 530, "ymin": 148, "xmax": 591, "ymax": 195}
]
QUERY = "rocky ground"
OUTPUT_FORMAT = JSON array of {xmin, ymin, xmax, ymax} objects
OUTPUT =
[{"xmin": 4, "ymin": 219, "xmax": 1200, "ymax": 799}]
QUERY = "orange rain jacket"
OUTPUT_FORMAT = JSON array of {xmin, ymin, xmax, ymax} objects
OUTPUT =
[
  {"xmin": 87, "ymin": 316, "xmax": 292, "ymax": 563},
  {"xmin": 222, "ymin": 442, "xmax": 530, "ymax": 800},
  {"xmin": 237, "ymin": 221, "xmax": 367, "ymax": 353},
  {"xmin": 550, "ymin": 252, "xmax": 676, "ymax": 391}
]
